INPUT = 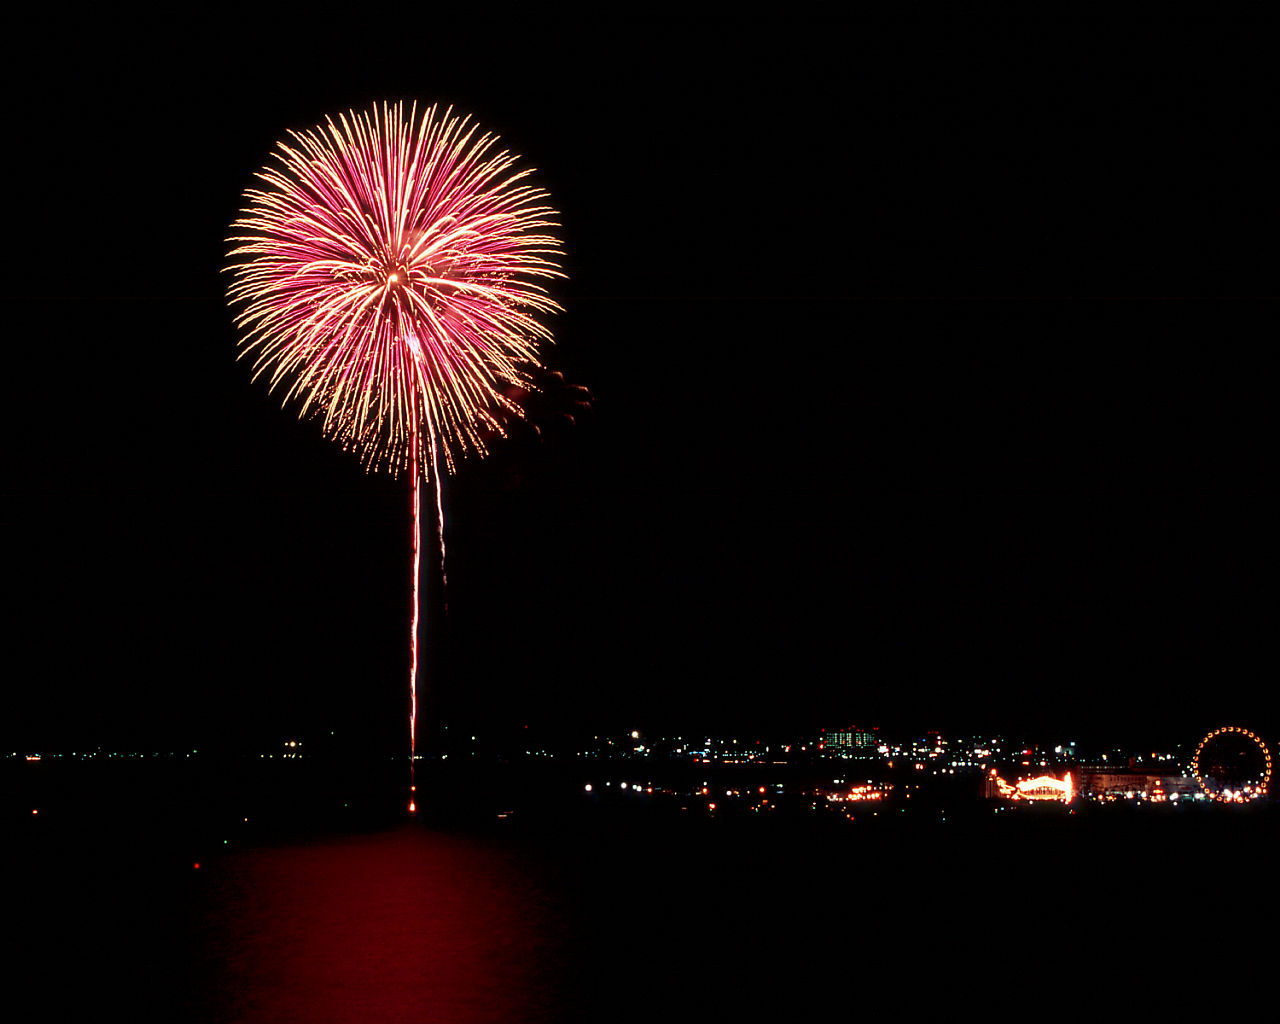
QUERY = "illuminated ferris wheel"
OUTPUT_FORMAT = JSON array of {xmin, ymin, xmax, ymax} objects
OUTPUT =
[{"xmin": 1191, "ymin": 727, "xmax": 1272, "ymax": 803}]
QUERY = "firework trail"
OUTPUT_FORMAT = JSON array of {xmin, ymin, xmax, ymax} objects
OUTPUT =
[{"xmin": 226, "ymin": 102, "xmax": 563, "ymax": 811}]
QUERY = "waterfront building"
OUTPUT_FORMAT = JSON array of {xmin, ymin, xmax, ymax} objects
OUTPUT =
[{"xmin": 1076, "ymin": 767, "xmax": 1199, "ymax": 800}]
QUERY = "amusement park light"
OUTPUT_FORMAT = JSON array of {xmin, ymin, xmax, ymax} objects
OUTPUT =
[{"xmin": 1191, "ymin": 727, "xmax": 1272, "ymax": 804}]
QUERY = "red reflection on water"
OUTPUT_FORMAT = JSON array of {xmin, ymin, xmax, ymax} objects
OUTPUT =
[{"xmin": 191, "ymin": 826, "xmax": 573, "ymax": 1023}]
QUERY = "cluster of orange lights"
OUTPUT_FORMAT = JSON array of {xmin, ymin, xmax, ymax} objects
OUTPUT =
[
  {"xmin": 991, "ymin": 769, "xmax": 1075, "ymax": 804},
  {"xmin": 826, "ymin": 785, "xmax": 888, "ymax": 803},
  {"xmin": 1192, "ymin": 727, "xmax": 1272, "ymax": 803}
]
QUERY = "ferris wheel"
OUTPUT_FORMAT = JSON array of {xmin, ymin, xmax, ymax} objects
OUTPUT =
[{"xmin": 1191, "ymin": 727, "xmax": 1273, "ymax": 803}]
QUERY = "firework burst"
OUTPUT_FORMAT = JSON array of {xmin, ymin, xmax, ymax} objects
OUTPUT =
[
  {"xmin": 226, "ymin": 101, "xmax": 563, "ymax": 474},
  {"xmin": 225, "ymin": 102, "xmax": 564, "ymax": 810}
]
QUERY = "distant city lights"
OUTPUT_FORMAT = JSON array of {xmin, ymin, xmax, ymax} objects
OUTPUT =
[{"xmin": 12, "ymin": 723, "xmax": 1276, "ymax": 831}]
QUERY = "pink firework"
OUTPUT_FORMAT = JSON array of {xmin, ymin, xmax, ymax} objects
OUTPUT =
[{"xmin": 225, "ymin": 102, "xmax": 564, "ymax": 811}]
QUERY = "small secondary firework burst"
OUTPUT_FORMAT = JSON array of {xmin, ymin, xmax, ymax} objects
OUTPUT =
[{"xmin": 226, "ymin": 101, "xmax": 564, "ymax": 811}]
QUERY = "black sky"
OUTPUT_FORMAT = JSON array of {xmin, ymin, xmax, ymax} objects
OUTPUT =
[{"xmin": 3, "ymin": 15, "xmax": 1275, "ymax": 751}]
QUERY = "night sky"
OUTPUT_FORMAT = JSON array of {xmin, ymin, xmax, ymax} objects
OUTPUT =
[{"xmin": 4, "ymin": 15, "xmax": 1275, "ymax": 752}]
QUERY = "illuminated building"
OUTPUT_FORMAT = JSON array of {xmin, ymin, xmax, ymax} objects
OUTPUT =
[
  {"xmin": 819, "ymin": 726, "xmax": 879, "ymax": 758},
  {"xmin": 983, "ymin": 770, "xmax": 1074, "ymax": 803},
  {"xmin": 1076, "ymin": 768, "xmax": 1199, "ymax": 801}
]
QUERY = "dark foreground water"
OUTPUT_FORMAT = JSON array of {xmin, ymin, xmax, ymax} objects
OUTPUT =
[{"xmin": 7, "ymin": 779, "xmax": 1278, "ymax": 1021}]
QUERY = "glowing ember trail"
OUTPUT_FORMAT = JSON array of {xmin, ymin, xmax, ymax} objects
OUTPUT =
[
  {"xmin": 225, "ymin": 102, "xmax": 563, "ymax": 812},
  {"xmin": 409, "ymin": 390, "xmax": 420, "ymax": 813}
]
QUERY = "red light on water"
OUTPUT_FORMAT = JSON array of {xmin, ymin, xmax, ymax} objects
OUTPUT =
[{"xmin": 193, "ymin": 863, "xmax": 200, "ymax": 870}]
